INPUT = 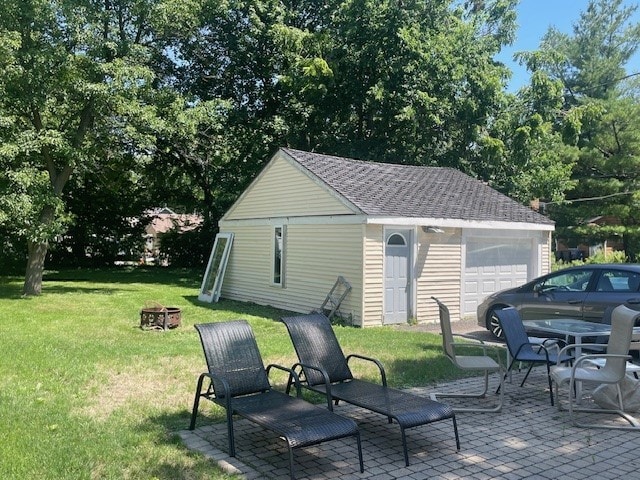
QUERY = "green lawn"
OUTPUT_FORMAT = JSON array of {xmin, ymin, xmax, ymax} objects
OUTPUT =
[{"xmin": 0, "ymin": 268, "xmax": 476, "ymax": 479}]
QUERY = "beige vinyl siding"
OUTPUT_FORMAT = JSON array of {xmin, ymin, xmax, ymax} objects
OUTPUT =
[
  {"xmin": 286, "ymin": 224, "xmax": 363, "ymax": 322},
  {"xmin": 415, "ymin": 228, "xmax": 463, "ymax": 323},
  {"xmin": 219, "ymin": 225, "xmax": 273, "ymax": 305},
  {"xmin": 220, "ymin": 223, "xmax": 364, "ymax": 324},
  {"xmin": 362, "ymin": 225, "xmax": 384, "ymax": 327},
  {"xmin": 225, "ymin": 155, "xmax": 354, "ymax": 220}
]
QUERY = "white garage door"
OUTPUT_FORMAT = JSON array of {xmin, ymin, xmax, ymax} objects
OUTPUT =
[{"xmin": 463, "ymin": 237, "xmax": 532, "ymax": 316}]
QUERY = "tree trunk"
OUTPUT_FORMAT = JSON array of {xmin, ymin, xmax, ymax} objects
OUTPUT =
[
  {"xmin": 23, "ymin": 204, "xmax": 56, "ymax": 296},
  {"xmin": 23, "ymin": 239, "xmax": 49, "ymax": 296}
]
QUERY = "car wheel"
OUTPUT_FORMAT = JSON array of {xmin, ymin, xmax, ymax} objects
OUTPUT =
[{"xmin": 488, "ymin": 308, "xmax": 505, "ymax": 340}]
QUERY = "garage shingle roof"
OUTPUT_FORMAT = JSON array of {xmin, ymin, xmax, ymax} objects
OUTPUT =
[{"xmin": 283, "ymin": 148, "xmax": 554, "ymax": 225}]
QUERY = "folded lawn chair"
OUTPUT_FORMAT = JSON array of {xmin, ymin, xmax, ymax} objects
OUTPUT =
[
  {"xmin": 281, "ymin": 313, "xmax": 460, "ymax": 466},
  {"xmin": 189, "ymin": 320, "xmax": 364, "ymax": 479}
]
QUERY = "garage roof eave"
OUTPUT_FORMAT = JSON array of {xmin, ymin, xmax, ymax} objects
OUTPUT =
[{"xmin": 365, "ymin": 217, "xmax": 555, "ymax": 231}]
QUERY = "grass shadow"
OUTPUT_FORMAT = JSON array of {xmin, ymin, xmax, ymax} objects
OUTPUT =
[
  {"xmin": 42, "ymin": 267, "xmax": 202, "ymax": 288},
  {"xmin": 182, "ymin": 295, "xmax": 296, "ymax": 321},
  {"xmin": 143, "ymin": 410, "xmax": 238, "ymax": 479}
]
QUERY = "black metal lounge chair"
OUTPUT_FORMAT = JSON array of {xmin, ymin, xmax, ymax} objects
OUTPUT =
[
  {"xmin": 189, "ymin": 320, "xmax": 364, "ymax": 479},
  {"xmin": 281, "ymin": 313, "xmax": 460, "ymax": 466}
]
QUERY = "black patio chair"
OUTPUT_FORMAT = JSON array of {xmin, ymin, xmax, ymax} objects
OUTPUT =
[
  {"xmin": 494, "ymin": 308, "xmax": 573, "ymax": 406},
  {"xmin": 189, "ymin": 320, "xmax": 364, "ymax": 479},
  {"xmin": 281, "ymin": 313, "xmax": 460, "ymax": 467}
]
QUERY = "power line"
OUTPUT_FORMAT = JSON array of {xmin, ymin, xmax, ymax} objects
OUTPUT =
[
  {"xmin": 544, "ymin": 190, "xmax": 635, "ymax": 205},
  {"xmin": 578, "ymin": 71, "xmax": 640, "ymax": 93}
]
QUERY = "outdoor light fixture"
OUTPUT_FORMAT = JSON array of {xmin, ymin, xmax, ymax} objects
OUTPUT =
[{"xmin": 422, "ymin": 226, "xmax": 444, "ymax": 234}]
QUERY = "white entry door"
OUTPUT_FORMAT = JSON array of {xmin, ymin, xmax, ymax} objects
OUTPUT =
[{"xmin": 384, "ymin": 230, "xmax": 411, "ymax": 324}]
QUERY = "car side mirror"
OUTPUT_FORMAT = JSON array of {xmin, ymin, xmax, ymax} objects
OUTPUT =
[{"xmin": 533, "ymin": 284, "xmax": 544, "ymax": 296}]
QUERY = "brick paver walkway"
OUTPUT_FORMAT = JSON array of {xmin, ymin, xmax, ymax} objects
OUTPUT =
[{"xmin": 179, "ymin": 368, "xmax": 640, "ymax": 479}]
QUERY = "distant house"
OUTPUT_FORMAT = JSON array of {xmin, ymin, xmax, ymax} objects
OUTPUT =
[
  {"xmin": 144, "ymin": 207, "xmax": 203, "ymax": 259},
  {"xmin": 555, "ymin": 215, "xmax": 624, "ymax": 261},
  {"xmin": 217, "ymin": 148, "xmax": 554, "ymax": 326}
]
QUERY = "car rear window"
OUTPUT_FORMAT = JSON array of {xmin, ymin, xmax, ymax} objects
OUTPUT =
[{"xmin": 596, "ymin": 270, "xmax": 640, "ymax": 292}]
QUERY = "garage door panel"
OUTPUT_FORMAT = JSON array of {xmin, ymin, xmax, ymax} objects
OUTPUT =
[
  {"xmin": 464, "ymin": 237, "xmax": 533, "ymax": 316},
  {"xmin": 481, "ymin": 279, "xmax": 496, "ymax": 294},
  {"xmin": 499, "ymin": 279, "xmax": 514, "ymax": 289},
  {"xmin": 515, "ymin": 264, "xmax": 528, "ymax": 274},
  {"xmin": 465, "ymin": 281, "xmax": 478, "ymax": 294}
]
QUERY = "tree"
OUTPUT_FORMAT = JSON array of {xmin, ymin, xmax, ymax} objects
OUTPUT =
[
  {"xmin": 517, "ymin": 0, "xmax": 640, "ymax": 259},
  {"xmin": 480, "ymin": 69, "xmax": 579, "ymax": 204},
  {"xmin": 278, "ymin": 0, "xmax": 519, "ymax": 170},
  {"xmin": 0, "ymin": 0, "xmax": 201, "ymax": 294},
  {"xmin": 169, "ymin": 0, "xmax": 518, "ymax": 169}
]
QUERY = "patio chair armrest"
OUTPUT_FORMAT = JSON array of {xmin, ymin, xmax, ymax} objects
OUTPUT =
[
  {"xmin": 196, "ymin": 371, "xmax": 233, "ymax": 411},
  {"xmin": 291, "ymin": 362, "xmax": 335, "ymax": 411},
  {"xmin": 514, "ymin": 343, "xmax": 553, "ymax": 362},
  {"xmin": 451, "ymin": 334, "xmax": 491, "ymax": 350},
  {"xmin": 346, "ymin": 353, "xmax": 387, "ymax": 387},
  {"xmin": 530, "ymin": 338, "xmax": 565, "ymax": 355},
  {"xmin": 573, "ymin": 353, "xmax": 633, "ymax": 369},
  {"xmin": 541, "ymin": 338, "xmax": 566, "ymax": 350},
  {"xmin": 266, "ymin": 363, "xmax": 303, "ymax": 397},
  {"xmin": 452, "ymin": 333, "xmax": 488, "ymax": 344},
  {"xmin": 557, "ymin": 343, "xmax": 607, "ymax": 359},
  {"xmin": 449, "ymin": 339, "xmax": 505, "ymax": 366}
]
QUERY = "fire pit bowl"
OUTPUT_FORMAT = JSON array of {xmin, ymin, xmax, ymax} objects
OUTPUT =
[{"xmin": 140, "ymin": 306, "xmax": 181, "ymax": 330}]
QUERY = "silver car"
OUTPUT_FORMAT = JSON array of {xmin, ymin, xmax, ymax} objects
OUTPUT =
[{"xmin": 477, "ymin": 264, "xmax": 640, "ymax": 339}]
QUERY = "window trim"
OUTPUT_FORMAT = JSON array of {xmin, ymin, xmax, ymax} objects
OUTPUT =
[{"xmin": 272, "ymin": 225, "xmax": 286, "ymax": 287}]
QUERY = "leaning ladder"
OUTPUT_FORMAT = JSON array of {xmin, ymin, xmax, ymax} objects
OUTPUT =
[{"xmin": 319, "ymin": 276, "xmax": 352, "ymax": 320}]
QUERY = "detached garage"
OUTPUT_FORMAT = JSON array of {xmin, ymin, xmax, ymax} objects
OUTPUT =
[{"xmin": 217, "ymin": 148, "xmax": 554, "ymax": 326}]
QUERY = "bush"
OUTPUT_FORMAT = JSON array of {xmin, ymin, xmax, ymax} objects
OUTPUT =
[
  {"xmin": 0, "ymin": 229, "xmax": 26, "ymax": 274},
  {"xmin": 157, "ymin": 224, "xmax": 217, "ymax": 268},
  {"xmin": 552, "ymin": 250, "xmax": 627, "ymax": 271}
]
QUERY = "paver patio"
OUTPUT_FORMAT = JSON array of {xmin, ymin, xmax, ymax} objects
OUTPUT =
[{"xmin": 179, "ymin": 368, "xmax": 640, "ymax": 479}]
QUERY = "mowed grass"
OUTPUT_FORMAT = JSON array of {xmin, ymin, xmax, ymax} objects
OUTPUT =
[{"xmin": 0, "ymin": 268, "xmax": 476, "ymax": 479}]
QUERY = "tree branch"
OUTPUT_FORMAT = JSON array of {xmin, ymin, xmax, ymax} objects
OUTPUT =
[{"xmin": 611, "ymin": 120, "xmax": 622, "ymax": 153}]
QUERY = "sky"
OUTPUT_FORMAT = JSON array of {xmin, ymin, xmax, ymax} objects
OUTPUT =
[{"xmin": 497, "ymin": 0, "xmax": 640, "ymax": 91}]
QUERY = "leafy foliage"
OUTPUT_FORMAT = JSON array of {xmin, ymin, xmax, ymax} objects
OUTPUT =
[
  {"xmin": 513, "ymin": 0, "xmax": 640, "ymax": 260},
  {"xmin": 4, "ymin": 0, "xmax": 640, "ymax": 296}
]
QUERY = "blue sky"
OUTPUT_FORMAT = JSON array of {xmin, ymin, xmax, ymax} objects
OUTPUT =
[{"xmin": 497, "ymin": 0, "xmax": 640, "ymax": 91}]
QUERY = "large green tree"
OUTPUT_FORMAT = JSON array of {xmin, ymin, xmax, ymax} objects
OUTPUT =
[
  {"xmin": 0, "ymin": 0, "xmax": 202, "ymax": 293},
  {"xmin": 165, "ymin": 0, "xmax": 518, "ymax": 173},
  {"xmin": 518, "ymin": 0, "xmax": 640, "ymax": 258},
  {"xmin": 480, "ymin": 70, "xmax": 579, "ymax": 204},
  {"xmin": 312, "ymin": 0, "xmax": 518, "ymax": 169}
]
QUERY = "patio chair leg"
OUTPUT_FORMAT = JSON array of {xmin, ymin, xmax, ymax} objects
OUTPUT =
[
  {"xmin": 520, "ymin": 363, "xmax": 535, "ymax": 387},
  {"xmin": 189, "ymin": 373, "xmax": 208, "ymax": 430},
  {"xmin": 189, "ymin": 392, "xmax": 201, "ymax": 430},
  {"xmin": 400, "ymin": 427, "xmax": 410, "ymax": 467},
  {"xmin": 452, "ymin": 415, "xmax": 461, "ymax": 451},
  {"xmin": 286, "ymin": 444, "xmax": 296, "ymax": 480},
  {"xmin": 546, "ymin": 364, "xmax": 554, "ymax": 406},
  {"xmin": 356, "ymin": 431, "xmax": 365, "ymax": 473},
  {"xmin": 226, "ymin": 409, "xmax": 236, "ymax": 457},
  {"xmin": 497, "ymin": 361, "xmax": 516, "ymax": 394}
]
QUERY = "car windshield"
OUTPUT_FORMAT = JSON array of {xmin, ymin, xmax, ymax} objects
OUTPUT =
[{"xmin": 536, "ymin": 270, "xmax": 593, "ymax": 292}]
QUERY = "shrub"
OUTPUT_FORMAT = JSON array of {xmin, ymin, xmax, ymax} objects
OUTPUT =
[{"xmin": 552, "ymin": 250, "xmax": 627, "ymax": 271}]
